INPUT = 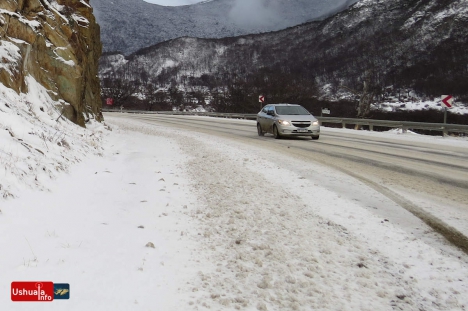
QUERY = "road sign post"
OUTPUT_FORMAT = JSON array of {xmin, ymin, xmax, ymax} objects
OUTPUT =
[
  {"xmin": 259, "ymin": 95, "xmax": 265, "ymax": 109},
  {"xmin": 441, "ymin": 95, "xmax": 453, "ymax": 109},
  {"xmin": 441, "ymin": 95, "xmax": 454, "ymax": 136},
  {"xmin": 441, "ymin": 95, "xmax": 454, "ymax": 125}
]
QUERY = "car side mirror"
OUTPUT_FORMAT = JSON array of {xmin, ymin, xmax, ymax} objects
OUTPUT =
[{"xmin": 267, "ymin": 111, "xmax": 275, "ymax": 116}]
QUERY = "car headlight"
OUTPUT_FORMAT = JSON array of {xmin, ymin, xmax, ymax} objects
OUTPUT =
[
  {"xmin": 278, "ymin": 120, "xmax": 291, "ymax": 126},
  {"xmin": 312, "ymin": 121, "xmax": 319, "ymax": 126}
]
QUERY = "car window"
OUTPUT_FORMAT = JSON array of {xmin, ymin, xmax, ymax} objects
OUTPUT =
[
  {"xmin": 262, "ymin": 106, "xmax": 269, "ymax": 113},
  {"xmin": 275, "ymin": 106, "xmax": 310, "ymax": 115},
  {"xmin": 267, "ymin": 106, "xmax": 274, "ymax": 114}
]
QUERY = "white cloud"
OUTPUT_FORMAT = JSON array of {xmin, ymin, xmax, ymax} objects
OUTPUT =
[{"xmin": 228, "ymin": 0, "xmax": 282, "ymax": 29}]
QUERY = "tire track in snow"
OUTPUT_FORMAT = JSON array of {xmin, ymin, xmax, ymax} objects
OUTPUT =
[
  {"xmin": 127, "ymin": 114, "xmax": 468, "ymax": 255},
  {"xmin": 107, "ymin": 116, "xmax": 468, "ymax": 311},
  {"xmin": 173, "ymin": 135, "xmax": 431, "ymax": 311}
]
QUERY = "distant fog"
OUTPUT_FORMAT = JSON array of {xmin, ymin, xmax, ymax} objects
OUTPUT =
[
  {"xmin": 227, "ymin": 0, "xmax": 360, "ymax": 29},
  {"xmin": 228, "ymin": 0, "xmax": 283, "ymax": 29}
]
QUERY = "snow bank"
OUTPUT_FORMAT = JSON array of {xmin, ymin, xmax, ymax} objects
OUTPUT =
[{"xmin": 0, "ymin": 76, "xmax": 104, "ymax": 199}]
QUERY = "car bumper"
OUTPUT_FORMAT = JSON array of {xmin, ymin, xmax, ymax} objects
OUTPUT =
[{"xmin": 277, "ymin": 125, "xmax": 320, "ymax": 136}]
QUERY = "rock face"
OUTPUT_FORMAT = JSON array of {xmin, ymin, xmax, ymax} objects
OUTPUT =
[{"xmin": 0, "ymin": 0, "xmax": 102, "ymax": 126}]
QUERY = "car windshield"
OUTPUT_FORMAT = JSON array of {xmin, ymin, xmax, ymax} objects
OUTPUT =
[{"xmin": 275, "ymin": 106, "xmax": 310, "ymax": 115}]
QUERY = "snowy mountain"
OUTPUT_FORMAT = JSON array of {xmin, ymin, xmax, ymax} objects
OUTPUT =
[
  {"xmin": 90, "ymin": 0, "xmax": 359, "ymax": 55},
  {"xmin": 99, "ymin": 0, "xmax": 468, "ymax": 113}
]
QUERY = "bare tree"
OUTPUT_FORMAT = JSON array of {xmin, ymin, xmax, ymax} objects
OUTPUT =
[
  {"xmin": 101, "ymin": 77, "xmax": 140, "ymax": 108},
  {"xmin": 340, "ymin": 71, "xmax": 376, "ymax": 119}
]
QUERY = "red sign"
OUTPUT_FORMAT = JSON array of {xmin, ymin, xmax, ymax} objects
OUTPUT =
[
  {"xmin": 259, "ymin": 95, "xmax": 265, "ymax": 103},
  {"xmin": 106, "ymin": 98, "xmax": 114, "ymax": 105},
  {"xmin": 11, "ymin": 282, "xmax": 54, "ymax": 301},
  {"xmin": 441, "ymin": 95, "xmax": 453, "ymax": 108}
]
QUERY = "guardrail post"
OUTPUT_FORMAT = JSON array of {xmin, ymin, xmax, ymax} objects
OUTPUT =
[
  {"xmin": 342, "ymin": 122, "xmax": 346, "ymax": 129},
  {"xmin": 369, "ymin": 124, "xmax": 374, "ymax": 131},
  {"xmin": 402, "ymin": 126, "xmax": 407, "ymax": 134}
]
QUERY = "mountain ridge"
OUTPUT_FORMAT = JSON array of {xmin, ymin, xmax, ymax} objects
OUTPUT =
[
  {"xmin": 99, "ymin": 0, "xmax": 468, "ymax": 114},
  {"xmin": 90, "ymin": 0, "xmax": 359, "ymax": 55}
]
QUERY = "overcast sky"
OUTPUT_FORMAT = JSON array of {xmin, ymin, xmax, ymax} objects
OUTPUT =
[{"xmin": 143, "ymin": 0, "xmax": 205, "ymax": 6}]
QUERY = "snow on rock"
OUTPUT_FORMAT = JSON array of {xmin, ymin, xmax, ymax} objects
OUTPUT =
[
  {"xmin": 0, "ymin": 9, "xmax": 41, "ymax": 30},
  {"xmin": 0, "ymin": 0, "xmax": 102, "ymax": 126},
  {"xmin": 0, "ymin": 41, "xmax": 21, "ymax": 76},
  {"xmin": 72, "ymin": 13, "xmax": 90, "ymax": 26}
]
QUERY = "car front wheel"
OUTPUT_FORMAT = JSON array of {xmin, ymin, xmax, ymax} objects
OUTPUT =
[
  {"xmin": 311, "ymin": 135, "xmax": 319, "ymax": 140},
  {"xmin": 257, "ymin": 123, "xmax": 264, "ymax": 136},
  {"xmin": 273, "ymin": 125, "xmax": 282, "ymax": 139}
]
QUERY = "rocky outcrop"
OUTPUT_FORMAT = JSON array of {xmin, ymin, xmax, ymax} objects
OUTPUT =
[{"xmin": 0, "ymin": 0, "xmax": 102, "ymax": 126}]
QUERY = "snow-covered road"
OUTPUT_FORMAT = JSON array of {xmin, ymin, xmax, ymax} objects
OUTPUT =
[{"xmin": 2, "ymin": 115, "xmax": 468, "ymax": 310}]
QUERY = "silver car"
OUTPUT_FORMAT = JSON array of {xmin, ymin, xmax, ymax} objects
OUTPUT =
[{"xmin": 257, "ymin": 104, "xmax": 320, "ymax": 140}]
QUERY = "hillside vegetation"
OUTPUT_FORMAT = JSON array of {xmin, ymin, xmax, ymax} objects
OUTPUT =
[{"xmin": 99, "ymin": 0, "xmax": 468, "ymax": 119}]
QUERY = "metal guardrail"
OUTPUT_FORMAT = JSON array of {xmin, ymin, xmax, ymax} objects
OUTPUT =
[
  {"xmin": 102, "ymin": 109, "xmax": 258, "ymax": 120},
  {"xmin": 317, "ymin": 117, "xmax": 468, "ymax": 134},
  {"xmin": 102, "ymin": 109, "xmax": 468, "ymax": 135}
]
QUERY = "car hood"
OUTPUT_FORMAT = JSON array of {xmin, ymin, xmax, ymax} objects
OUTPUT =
[{"xmin": 276, "ymin": 114, "xmax": 317, "ymax": 122}]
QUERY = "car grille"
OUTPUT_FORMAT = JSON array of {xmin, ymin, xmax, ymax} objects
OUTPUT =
[{"xmin": 292, "ymin": 122, "xmax": 311, "ymax": 128}]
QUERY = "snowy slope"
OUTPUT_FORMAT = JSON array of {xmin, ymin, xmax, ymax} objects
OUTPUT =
[
  {"xmin": 0, "ymin": 77, "xmax": 104, "ymax": 199},
  {"xmin": 1, "ymin": 114, "xmax": 468, "ymax": 310}
]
